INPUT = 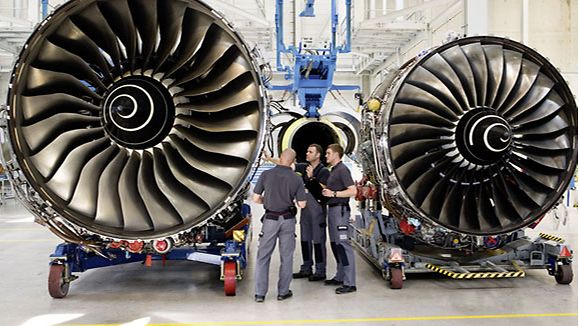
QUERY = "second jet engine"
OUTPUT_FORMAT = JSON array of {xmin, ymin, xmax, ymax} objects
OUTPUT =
[{"xmin": 358, "ymin": 36, "xmax": 577, "ymax": 250}]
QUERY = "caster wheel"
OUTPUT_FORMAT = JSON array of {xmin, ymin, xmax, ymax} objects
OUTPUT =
[
  {"xmin": 389, "ymin": 268, "xmax": 403, "ymax": 289},
  {"xmin": 48, "ymin": 264, "xmax": 70, "ymax": 298},
  {"xmin": 555, "ymin": 264, "xmax": 573, "ymax": 284},
  {"xmin": 224, "ymin": 261, "xmax": 237, "ymax": 296}
]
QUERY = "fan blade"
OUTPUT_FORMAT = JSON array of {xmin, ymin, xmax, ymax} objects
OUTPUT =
[
  {"xmin": 389, "ymin": 123, "xmax": 453, "ymax": 147},
  {"xmin": 30, "ymin": 128, "xmax": 105, "ymax": 179},
  {"xmin": 118, "ymin": 152, "xmax": 153, "ymax": 232},
  {"xmin": 70, "ymin": 3, "xmax": 122, "ymax": 69},
  {"xmin": 137, "ymin": 151, "xmax": 183, "ymax": 230},
  {"xmin": 390, "ymin": 139, "xmax": 454, "ymax": 168},
  {"xmin": 151, "ymin": 148, "xmax": 209, "ymax": 223},
  {"xmin": 68, "ymin": 145, "xmax": 119, "ymax": 217},
  {"xmin": 169, "ymin": 135, "xmax": 245, "ymax": 187},
  {"xmin": 492, "ymin": 49, "xmax": 522, "ymax": 110},
  {"xmin": 162, "ymin": 142, "xmax": 230, "ymax": 208},
  {"xmin": 390, "ymin": 103, "xmax": 457, "ymax": 127},
  {"xmin": 511, "ymin": 92, "xmax": 564, "ymax": 125},
  {"xmin": 482, "ymin": 44, "xmax": 504, "ymax": 108},
  {"xmin": 35, "ymin": 40, "xmax": 107, "ymax": 90},
  {"xmin": 440, "ymin": 45, "xmax": 477, "ymax": 107},
  {"xmin": 462, "ymin": 42, "xmax": 488, "ymax": 106},
  {"xmin": 45, "ymin": 138, "xmax": 110, "ymax": 202},
  {"xmin": 94, "ymin": 149, "xmax": 128, "ymax": 228},
  {"xmin": 173, "ymin": 125, "xmax": 255, "ymax": 161},
  {"xmin": 128, "ymin": 0, "xmax": 158, "ymax": 67},
  {"xmin": 395, "ymin": 83, "xmax": 459, "ymax": 120},
  {"xmin": 422, "ymin": 53, "xmax": 470, "ymax": 109},
  {"xmin": 21, "ymin": 113, "xmax": 101, "ymax": 154},
  {"xmin": 177, "ymin": 58, "xmax": 252, "ymax": 97},
  {"xmin": 499, "ymin": 59, "xmax": 541, "ymax": 114},
  {"xmin": 19, "ymin": 93, "xmax": 100, "ymax": 125},
  {"xmin": 155, "ymin": 0, "xmax": 188, "ymax": 69},
  {"xmin": 176, "ymin": 106, "xmax": 259, "ymax": 133},
  {"xmin": 404, "ymin": 66, "xmax": 463, "ymax": 115},
  {"xmin": 23, "ymin": 66, "xmax": 101, "ymax": 100},
  {"xmin": 164, "ymin": 9, "xmax": 214, "ymax": 77},
  {"xmin": 395, "ymin": 150, "xmax": 451, "ymax": 189},
  {"xmin": 97, "ymin": 0, "xmax": 138, "ymax": 69},
  {"xmin": 177, "ymin": 82, "xmax": 259, "ymax": 113}
]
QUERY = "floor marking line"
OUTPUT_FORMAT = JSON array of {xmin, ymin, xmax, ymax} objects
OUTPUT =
[{"xmin": 64, "ymin": 312, "xmax": 579, "ymax": 326}]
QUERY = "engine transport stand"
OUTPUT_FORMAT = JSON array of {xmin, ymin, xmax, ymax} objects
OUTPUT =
[
  {"xmin": 47, "ymin": 205, "xmax": 252, "ymax": 298},
  {"xmin": 350, "ymin": 206, "xmax": 574, "ymax": 290}
]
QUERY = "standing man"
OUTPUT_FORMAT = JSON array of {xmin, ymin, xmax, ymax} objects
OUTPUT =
[
  {"xmin": 253, "ymin": 149, "xmax": 307, "ymax": 302},
  {"xmin": 292, "ymin": 144, "xmax": 330, "ymax": 281},
  {"xmin": 321, "ymin": 143, "xmax": 358, "ymax": 294}
]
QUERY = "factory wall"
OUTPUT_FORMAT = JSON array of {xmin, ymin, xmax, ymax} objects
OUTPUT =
[{"xmin": 368, "ymin": 0, "xmax": 578, "ymax": 97}]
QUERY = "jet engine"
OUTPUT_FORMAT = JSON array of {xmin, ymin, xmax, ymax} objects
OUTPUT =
[
  {"xmin": 2, "ymin": 0, "xmax": 268, "ymax": 249},
  {"xmin": 359, "ymin": 36, "xmax": 577, "ymax": 249},
  {"xmin": 274, "ymin": 111, "xmax": 360, "ymax": 162}
]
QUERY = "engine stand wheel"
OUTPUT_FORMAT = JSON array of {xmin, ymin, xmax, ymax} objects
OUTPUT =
[
  {"xmin": 48, "ymin": 264, "xmax": 70, "ymax": 298},
  {"xmin": 555, "ymin": 264, "xmax": 573, "ymax": 284},
  {"xmin": 224, "ymin": 261, "xmax": 237, "ymax": 296},
  {"xmin": 389, "ymin": 267, "xmax": 403, "ymax": 289}
]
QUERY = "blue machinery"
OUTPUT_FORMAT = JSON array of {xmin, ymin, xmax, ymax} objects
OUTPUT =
[
  {"xmin": 272, "ymin": 0, "xmax": 358, "ymax": 118},
  {"xmin": 48, "ymin": 204, "xmax": 252, "ymax": 298}
]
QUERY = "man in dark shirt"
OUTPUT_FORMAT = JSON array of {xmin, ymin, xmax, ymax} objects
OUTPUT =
[
  {"xmin": 253, "ymin": 148, "xmax": 307, "ymax": 302},
  {"xmin": 321, "ymin": 143, "xmax": 358, "ymax": 294},
  {"xmin": 292, "ymin": 144, "xmax": 330, "ymax": 281}
]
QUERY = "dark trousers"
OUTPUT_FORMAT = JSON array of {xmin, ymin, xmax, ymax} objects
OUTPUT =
[
  {"xmin": 298, "ymin": 193, "xmax": 327, "ymax": 275},
  {"xmin": 327, "ymin": 205, "xmax": 356, "ymax": 287}
]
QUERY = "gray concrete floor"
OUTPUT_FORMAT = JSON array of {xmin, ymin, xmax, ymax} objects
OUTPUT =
[{"xmin": 0, "ymin": 199, "xmax": 577, "ymax": 326}]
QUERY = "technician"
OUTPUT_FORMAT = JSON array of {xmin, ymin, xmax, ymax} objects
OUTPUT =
[
  {"xmin": 321, "ymin": 143, "xmax": 358, "ymax": 294},
  {"xmin": 253, "ymin": 148, "xmax": 307, "ymax": 302},
  {"xmin": 292, "ymin": 144, "xmax": 330, "ymax": 281}
]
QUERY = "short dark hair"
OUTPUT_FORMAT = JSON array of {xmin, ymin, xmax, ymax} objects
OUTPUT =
[
  {"xmin": 308, "ymin": 144, "xmax": 323, "ymax": 155},
  {"xmin": 327, "ymin": 143, "xmax": 344, "ymax": 158}
]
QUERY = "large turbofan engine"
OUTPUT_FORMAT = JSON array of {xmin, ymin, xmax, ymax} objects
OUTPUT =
[
  {"xmin": 275, "ymin": 112, "xmax": 360, "ymax": 162},
  {"xmin": 360, "ymin": 36, "xmax": 577, "ymax": 247},
  {"xmin": 3, "ymin": 0, "xmax": 267, "ymax": 246}
]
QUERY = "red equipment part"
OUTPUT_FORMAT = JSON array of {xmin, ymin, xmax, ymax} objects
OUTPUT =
[
  {"xmin": 48, "ymin": 264, "xmax": 69, "ymax": 298},
  {"xmin": 223, "ymin": 261, "xmax": 237, "ymax": 296}
]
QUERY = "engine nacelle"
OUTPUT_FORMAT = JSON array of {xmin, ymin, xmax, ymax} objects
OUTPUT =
[
  {"xmin": 359, "ymin": 36, "xmax": 577, "ymax": 248},
  {"xmin": 2, "ymin": 0, "xmax": 268, "ymax": 248}
]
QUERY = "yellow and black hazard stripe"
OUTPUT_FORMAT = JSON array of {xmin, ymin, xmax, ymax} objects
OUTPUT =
[
  {"xmin": 539, "ymin": 232, "xmax": 564, "ymax": 243},
  {"xmin": 425, "ymin": 264, "xmax": 525, "ymax": 279}
]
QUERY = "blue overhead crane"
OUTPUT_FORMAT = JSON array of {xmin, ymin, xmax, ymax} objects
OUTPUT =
[{"xmin": 271, "ymin": 0, "xmax": 359, "ymax": 118}]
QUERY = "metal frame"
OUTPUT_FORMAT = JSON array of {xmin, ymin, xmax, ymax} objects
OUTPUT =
[
  {"xmin": 272, "ymin": 0, "xmax": 358, "ymax": 118},
  {"xmin": 351, "ymin": 206, "xmax": 574, "ymax": 288},
  {"xmin": 47, "ymin": 206, "xmax": 252, "ymax": 297}
]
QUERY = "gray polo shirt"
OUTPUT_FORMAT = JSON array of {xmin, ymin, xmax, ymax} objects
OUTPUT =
[
  {"xmin": 326, "ymin": 161, "xmax": 355, "ymax": 205},
  {"xmin": 254, "ymin": 165, "xmax": 307, "ymax": 212}
]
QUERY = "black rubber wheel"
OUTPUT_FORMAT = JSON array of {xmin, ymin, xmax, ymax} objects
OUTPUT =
[
  {"xmin": 48, "ymin": 264, "xmax": 70, "ymax": 298},
  {"xmin": 555, "ymin": 264, "xmax": 573, "ymax": 284},
  {"xmin": 389, "ymin": 268, "xmax": 403, "ymax": 289}
]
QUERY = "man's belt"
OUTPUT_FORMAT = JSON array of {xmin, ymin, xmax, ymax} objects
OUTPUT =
[
  {"xmin": 328, "ymin": 202, "xmax": 349, "ymax": 208},
  {"xmin": 265, "ymin": 210, "xmax": 295, "ymax": 220}
]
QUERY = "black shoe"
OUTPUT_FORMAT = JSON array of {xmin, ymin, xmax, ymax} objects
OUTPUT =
[
  {"xmin": 324, "ymin": 278, "xmax": 343, "ymax": 286},
  {"xmin": 254, "ymin": 295, "xmax": 265, "ymax": 302},
  {"xmin": 308, "ymin": 274, "xmax": 326, "ymax": 281},
  {"xmin": 293, "ymin": 271, "xmax": 312, "ymax": 279},
  {"xmin": 277, "ymin": 290, "xmax": 293, "ymax": 301},
  {"xmin": 335, "ymin": 286, "xmax": 357, "ymax": 294}
]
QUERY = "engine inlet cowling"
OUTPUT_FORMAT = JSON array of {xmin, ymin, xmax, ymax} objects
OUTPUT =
[{"xmin": 5, "ymin": 0, "xmax": 267, "ymax": 240}]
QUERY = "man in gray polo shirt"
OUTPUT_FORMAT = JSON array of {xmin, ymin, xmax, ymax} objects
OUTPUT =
[
  {"xmin": 253, "ymin": 148, "xmax": 307, "ymax": 302},
  {"xmin": 321, "ymin": 143, "xmax": 358, "ymax": 294}
]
